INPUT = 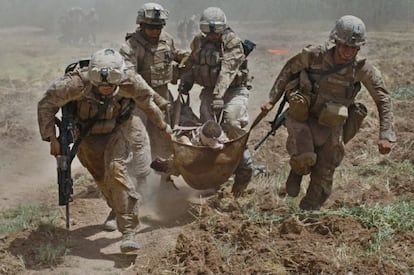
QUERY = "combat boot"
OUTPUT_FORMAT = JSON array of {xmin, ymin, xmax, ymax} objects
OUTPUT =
[
  {"xmin": 285, "ymin": 170, "xmax": 302, "ymax": 197},
  {"xmin": 103, "ymin": 210, "xmax": 117, "ymax": 232},
  {"xmin": 120, "ymin": 231, "xmax": 141, "ymax": 253}
]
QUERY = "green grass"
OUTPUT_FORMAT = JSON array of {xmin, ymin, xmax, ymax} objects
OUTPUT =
[
  {"xmin": 297, "ymin": 200, "xmax": 414, "ymax": 255},
  {"xmin": 340, "ymin": 200, "xmax": 414, "ymax": 253},
  {"xmin": 0, "ymin": 204, "xmax": 69, "ymax": 268},
  {"xmin": 35, "ymin": 242, "xmax": 67, "ymax": 266},
  {"xmin": 391, "ymin": 85, "xmax": 414, "ymax": 100},
  {"xmin": 0, "ymin": 204, "xmax": 60, "ymax": 234},
  {"xmin": 73, "ymin": 173, "xmax": 94, "ymax": 186},
  {"xmin": 243, "ymin": 173, "xmax": 414, "ymax": 257}
]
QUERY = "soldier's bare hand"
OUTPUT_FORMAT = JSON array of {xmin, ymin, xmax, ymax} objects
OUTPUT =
[
  {"xmin": 50, "ymin": 136, "xmax": 60, "ymax": 156},
  {"xmin": 160, "ymin": 123, "xmax": 173, "ymax": 140},
  {"xmin": 260, "ymin": 102, "xmax": 274, "ymax": 113},
  {"xmin": 378, "ymin": 139, "xmax": 392, "ymax": 154}
]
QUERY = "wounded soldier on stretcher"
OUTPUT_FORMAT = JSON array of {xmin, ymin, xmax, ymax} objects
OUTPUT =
[{"xmin": 150, "ymin": 120, "xmax": 229, "ymax": 174}]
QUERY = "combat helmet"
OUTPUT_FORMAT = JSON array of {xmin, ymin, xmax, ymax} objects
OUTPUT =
[
  {"xmin": 136, "ymin": 2, "xmax": 169, "ymax": 26},
  {"xmin": 329, "ymin": 15, "xmax": 367, "ymax": 46},
  {"xmin": 88, "ymin": 48, "xmax": 125, "ymax": 87},
  {"xmin": 199, "ymin": 7, "xmax": 227, "ymax": 34}
]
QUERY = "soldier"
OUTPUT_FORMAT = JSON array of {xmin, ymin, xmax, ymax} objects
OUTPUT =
[
  {"xmin": 38, "ymin": 48, "xmax": 171, "ymax": 253},
  {"xmin": 179, "ymin": 7, "xmax": 253, "ymax": 197},
  {"xmin": 261, "ymin": 15, "xmax": 396, "ymax": 210},
  {"xmin": 119, "ymin": 2, "xmax": 189, "ymax": 159}
]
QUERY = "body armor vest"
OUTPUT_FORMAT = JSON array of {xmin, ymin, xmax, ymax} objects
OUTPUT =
[
  {"xmin": 76, "ymin": 95, "xmax": 134, "ymax": 135},
  {"xmin": 132, "ymin": 32, "xmax": 173, "ymax": 88},
  {"xmin": 307, "ymin": 51, "xmax": 361, "ymax": 118},
  {"xmin": 193, "ymin": 37, "xmax": 249, "ymax": 88}
]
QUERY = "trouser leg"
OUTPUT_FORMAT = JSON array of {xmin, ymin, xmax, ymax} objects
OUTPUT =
[{"xmin": 299, "ymin": 128, "xmax": 345, "ymax": 210}]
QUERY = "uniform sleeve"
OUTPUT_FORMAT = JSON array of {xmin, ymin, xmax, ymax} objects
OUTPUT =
[
  {"xmin": 179, "ymin": 36, "xmax": 199, "ymax": 88},
  {"xmin": 37, "ymin": 74, "xmax": 84, "ymax": 141},
  {"xmin": 357, "ymin": 62, "xmax": 396, "ymax": 142},
  {"xmin": 213, "ymin": 33, "xmax": 245, "ymax": 98},
  {"xmin": 122, "ymin": 70, "xmax": 166, "ymax": 129},
  {"xmin": 119, "ymin": 37, "xmax": 138, "ymax": 71},
  {"xmin": 268, "ymin": 47, "xmax": 312, "ymax": 104},
  {"xmin": 171, "ymin": 38, "xmax": 190, "ymax": 64}
]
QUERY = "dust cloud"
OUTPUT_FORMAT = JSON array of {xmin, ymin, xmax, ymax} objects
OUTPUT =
[{"xmin": 1, "ymin": 0, "xmax": 413, "ymax": 32}]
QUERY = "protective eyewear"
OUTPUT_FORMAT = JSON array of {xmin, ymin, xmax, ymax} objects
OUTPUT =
[
  {"xmin": 144, "ymin": 23, "xmax": 163, "ymax": 30},
  {"xmin": 200, "ymin": 22, "xmax": 226, "ymax": 34},
  {"xmin": 89, "ymin": 67, "xmax": 122, "ymax": 85}
]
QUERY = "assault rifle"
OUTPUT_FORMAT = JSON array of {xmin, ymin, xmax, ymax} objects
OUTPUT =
[
  {"xmin": 54, "ymin": 105, "xmax": 76, "ymax": 229},
  {"xmin": 254, "ymin": 97, "xmax": 287, "ymax": 151}
]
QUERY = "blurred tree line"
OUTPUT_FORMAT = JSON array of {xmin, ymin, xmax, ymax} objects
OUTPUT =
[{"xmin": 0, "ymin": 0, "xmax": 413, "ymax": 32}]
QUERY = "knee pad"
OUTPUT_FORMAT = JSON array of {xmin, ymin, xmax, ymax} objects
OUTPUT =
[{"xmin": 290, "ymin": 152, "xmax": 317, "ymax": 175}]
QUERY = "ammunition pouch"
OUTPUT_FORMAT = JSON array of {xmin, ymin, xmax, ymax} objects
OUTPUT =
[
  {"xmin": 285, "ymin": 70, "xmax": 313, "ymax": 121},
  {"xmin": 343, "ymin": 102, "xmax": 367, "ymax": 144},
  {"xmin": 150, "ymin": 62, "xmax": 173, "ymax": 88},
  {"xmin": 286, "ymin": 90, "xmax": 310, "ymax": 122},
  {"xmin": 318, "ymin": 102, "xmax": 348, "ymax": 128},
  {"xmin": 89, "ymin": 119, "xmax": 116, "ymax": 135}
]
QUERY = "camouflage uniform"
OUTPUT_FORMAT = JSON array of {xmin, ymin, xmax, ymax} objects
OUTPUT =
[
  {"xmin": 268, "ymin": 43, "xmax": 396, "ymax": 210},
  {"xmin": 180, "ymin": 27, "xmax": 253, "ymax": 194},
  {"xmin": 120, "ymin": 30, "xmax": 187, "ymax": 158},
  {"xmin": 38, "ymin": 68, "xmax": 166, "ymax": 236}
]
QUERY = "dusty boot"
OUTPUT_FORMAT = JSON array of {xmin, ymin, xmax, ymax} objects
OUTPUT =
[
  {"xmin": 120, "ymin": 231, "xmax": 141, "ymax": 253},
  {"xmin": 232, "ymin": 149, "xmax": 253, "ymax": 198},
  {"xmin": 103, "ymin": 210, "xmax": 117, "ymax": 232},
  {"xmin": 285, "ymin": 170, "xmax": 302, "ymax": 197}
]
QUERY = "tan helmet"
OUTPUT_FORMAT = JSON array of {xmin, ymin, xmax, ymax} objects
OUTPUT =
[
  {"xmin": 88, "ymin": 48, "xmax": 125, "ymax": 86},
  {"xmin": 329, "ymin": 15, "xmax": 367, "ymax": 46},
  {"xmin": 136, "ymin": 2, "xmax": 169, "ymax": 26},
  {"xmin": 199, "ymin": 7, "xmax": 227, "ymax": 34}
]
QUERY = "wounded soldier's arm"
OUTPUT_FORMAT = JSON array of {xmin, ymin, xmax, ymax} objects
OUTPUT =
[{"xmin": 38, "ymin": 74, "xmax": 84, "ymax": 141}]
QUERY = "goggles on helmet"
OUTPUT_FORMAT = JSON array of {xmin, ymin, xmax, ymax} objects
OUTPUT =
[
  {"xmin": 144, "ymin": 9, "xmax": 168, "ymax": 20},
  {"xmin": 200, "ymin": 22, "xmax": 226, "ymax": 34},
  {"xmin": 89, "ymin": 67, "xmax": 123, "ymax": 86}
]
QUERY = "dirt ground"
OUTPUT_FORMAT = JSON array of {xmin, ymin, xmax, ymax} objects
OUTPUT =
[{"xmin": 0, "ymin": 22, "xmax": 413, "ymax": 274}]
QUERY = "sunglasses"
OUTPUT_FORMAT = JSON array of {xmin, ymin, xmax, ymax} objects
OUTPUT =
[{"xmin": 144, "ymin": 24, "xmax": 163, "ymax": 30}]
